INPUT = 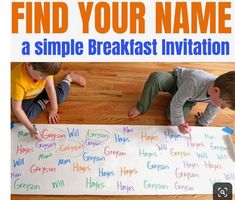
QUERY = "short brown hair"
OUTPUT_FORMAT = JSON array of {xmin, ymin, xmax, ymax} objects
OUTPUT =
[
  {"xmin": 30, "ymin": 62, "xmax": 61, "ymax": 75},
  {"xmin": 214, "ymin": 71, "xmax": 235, "ymax": 110}
]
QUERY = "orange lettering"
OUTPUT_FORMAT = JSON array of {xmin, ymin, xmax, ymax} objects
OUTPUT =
[
  {"xmin": 12, "ymin": 2, "xmax": 24, "ymax": 33},
  {"xmin": 219, "ymin": 2, "xmax": 231, "ymax": 33},
  {"xmin": 155, "ymin": 2, "xmax": 171, "ymax": 33},
  {"xmin": 53, "ymin": 2, "xmax": 68, "ymax": 33},
  {"xmin": 78, "ymin": 2, "xmax": 145, "ymax": 34},
  {"xmin": 113, "ymin": 2, "xmax": 128, "ymax": 33},
  {"xmin": 26, "ymin": 3, "xmax": 32, "ymax": 33},
  {"xmin": 173, "ymin": 2, "xmax": 189, "ymax": 33},
  {"xmin": 155, "ymin": 2, "xmax": 231, "ymax": 34},
  {"xmin": 78, "ymin": 2, "xmax": 93, "ymax": 33},
  {"xmin": 35, "ymin": 2, "xmax": 50, "ymax": 33},
  {"xmin": 95, "ymin": 2, "xmax": 110, "ymax": 33},
  {"xmin": 191, "ymin": 2, "xmax": 215, "ymax": 33},
  {"xmin": 130, "ymin": 2, "xmax": 145, "ymax": 33},
  {"xmin": 12, "ymin": 2, "xmax": 68, "ymax": 33}
]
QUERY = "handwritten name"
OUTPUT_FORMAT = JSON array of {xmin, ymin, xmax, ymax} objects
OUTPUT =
[
  {"xmin": 175, "ymin": 181, "xmax": 194, "ymax": 192},
  {"xmin": 52, "ymin": 179, "xmax": 65, "ymax": 189},
  {"xmin": 11, "ymin": 172, "xmax": 22, "ymax": 178},
  {"xmin": 84, "ymin": 138, "xmax": 103, "ymax": 149},
  {"xmin": 73, "ymin": 163, "xmax": 91, "ymax": 173},
  {"xmin": 16, "ymin": 145, "xmax": 34, "ymax": 155},
  {"xmin": 67, "ymin": 128, "xmax": 79, "ymax": 138},
  {"xmin": 38, "ymin": 153, "xmax": 52, "ymax": 160},
  {"xmin": 115, "ymin": 134, "xmax": 130, "ymax": 144},
  {"xmin": 99, "ymin": 168, "xmax": 115, "ymax": 178},
  {"xmin": 139, "ymin": 148, "xmax": 157, "ymax": 158},
  {"xmin": 204, "ymin": 161, "xmax": 223, "ymax": 171},
  {"xmin": 35, "ymin": 141, "xmax": 56, "ymax": 150},
  {"xmin": 83, "ymin": 152, "xmax": 105, "ymax": 163},
  {"xmin": 183, "ymin": 161, "xmax": 199, "ymax": 169},
  {"xmin": 17, "ymin": 130, "xmax": 29, "ymax": 138},
  {"xmin": 156, "ymin": 143, "xmax": 167, "ymax": 151},
  {"xmin": 13, "ymin": 158, "xmax": 25, "ymax": 168},
  {"xmin": 164, "ymin": 130, "xmax": 182, "ymax": 140},
  {"xmin": 143, "ymin": 180, "xmax": 168, "ymax": 190},
  {"xmin": 58, "ymin": 158, "xmax": 71, "ymax": 166},
  {"xmin": 209, "ymin": 178, "xmax": 221, "ymax": 186},
  {"xmin": 86, "ymin": 177, "xmax": 105, "ymax": 190},
  {"xmin": 117, "ymin": 181, "xmax": 134, "ymax": 193},
  {"xmin": 37, "ymin": 129, "xmax": 66, "ymax": 140},
  {"xmin": 210, "ymin": 142, "xmax": 228, "ymax": 152},
  {"xmin": 217, "ymin": 153, "xmax": 227, "ymax": 160},
  {"xmin": 57, "ymin": 140, "xmax": 84, "ymax": 157},
  {"xmin": 223, "ymin": 172, "xmax": 235, "ymax": 181},
  {"xmin": 170, "ymin": 148, "xmax": 191, "ymax": 158},
  {"xmin": 30, "ymin": 164, "xmax": 56, "ymax": 174},
  {"xmin": 186, "ymin": 139, "xmax": 204, "ymax": 149},
  {"xmin": 123, "ymin": 126, "xmax": 133, "ymax": 134},
  {"xmin": 104, "ymin": 146, "xmax": 126, "ymax": 158},
  {"xmin": 195, "ymin": 152, "xmax": 208, "ymax": 159},
  {"xmin": 147, "ymin": 161, "xmax": 169, "ymax": 171},
  {"xmin": 87, "ymin": 129, "xmax": 109, "ymax": 141},
  {"xmin": 175, "ymin": 168, "xmax": 199, "ymax": 180},
  {"xmin": 204, "ymin": 133, "xmax": 215, "ymax": 140},
  {"xmin": 59, "ymin": 144, "xmax": 83, "ymax": 152},
  {"xmin": 14, "ymin": 178, "xmax": 40, "ymax": 191},
  {"xmin": 120, "ymin": 167, "xmax": 138, "ymax": 177},
  {"xmin": 141, "ymin": 131, "xmax": 159, "ymax": 142}
]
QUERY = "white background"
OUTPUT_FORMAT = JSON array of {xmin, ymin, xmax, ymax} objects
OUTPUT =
[{"xmin": 0, "ymin": 1, "xmax": 10, "ymax": 200}]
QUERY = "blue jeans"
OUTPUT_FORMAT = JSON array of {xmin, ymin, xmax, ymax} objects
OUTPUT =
[{"xmin": 22, "ymin": 80, "xmax": 70, "ymax": 122}]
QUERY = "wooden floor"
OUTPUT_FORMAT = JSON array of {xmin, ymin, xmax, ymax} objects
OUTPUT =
[{"xmin": 11, "ymin": 62, "xmax": 235, "ymax": 200}]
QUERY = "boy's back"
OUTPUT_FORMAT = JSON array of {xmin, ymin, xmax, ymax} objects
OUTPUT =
[
  {"xmin": 175, "ymin": 67, "xmax": 217, "ymax": 102},
  {"xmin": 170, "ymin": 67, "xmax": 220, "ymax": 126},
  {"xmin": 11, "ymin": 63, "xmax": 50, "ymax": 101}
]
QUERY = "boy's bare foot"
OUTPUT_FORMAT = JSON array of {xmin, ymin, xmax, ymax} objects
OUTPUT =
[
  {"xmin": 65, "ymin": 72, "xmax": 86, "ymax": 87},
  {"xmin": 128, "ymin": 106, "xmax": 141, "ymax": 119}
]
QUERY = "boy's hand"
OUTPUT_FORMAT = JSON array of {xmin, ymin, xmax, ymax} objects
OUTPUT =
[
  {"xmin": 29, "ymin": 131, "xmax": 36, "ymax": 139},
  {"xmin": 30, "ymin": 130, "xmax": 43, "ymax": 140},
  {"xmin": 48, "ymin": 108, "xmax": 59, "ymax": 124},
  {"xmin": 29, "ymin": 129, "xmax": 38, "ymax": 139},
  {"xmin": 178, "ymin": 123, "xmax": 191, "ymax": 134}
]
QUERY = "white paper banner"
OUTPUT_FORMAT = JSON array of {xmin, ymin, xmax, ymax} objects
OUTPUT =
[{"xmin": 11, "ymin": 124, "xmax": 235, "ymax": 195}]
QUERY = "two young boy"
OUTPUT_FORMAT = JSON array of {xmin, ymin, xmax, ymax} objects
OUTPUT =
[
  {"xmin": 11, "ymin": 63, "xmax": 235, "ymax": 138},
  {"xmin": 11, "ymin": 62, "xmax": 86, "ymax": 138}
]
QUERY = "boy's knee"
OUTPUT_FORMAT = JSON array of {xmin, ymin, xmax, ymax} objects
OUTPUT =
[
  {"xmin": 148, "ymin": 72, "xmax": 163, "ymax": 84},
  {"xmin": 56, "ymin": 82, "xmax": 70, "ymax": 104},
  {"xmin": 149, "ymin": 72, "xmax": 160, "ymax": 80},
  {"xmin": 57, "ymin": 96, "xmax": 67, "ymax": 104}
]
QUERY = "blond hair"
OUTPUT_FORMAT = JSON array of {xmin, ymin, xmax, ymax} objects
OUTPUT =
[
  {"xmin": 214, "ymin": 71, "xmax": 235, "ymax": 110},
  {"xmin": 30, "ymin": 62, "xmax": 61, "ymax": 75}
]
